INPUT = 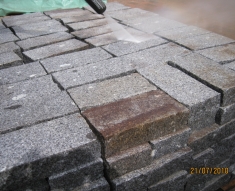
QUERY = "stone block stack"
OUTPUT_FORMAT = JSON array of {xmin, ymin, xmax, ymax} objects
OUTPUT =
[{"xmin": 0, "ymin": 2, "xmax": 235, "ymax": 191}]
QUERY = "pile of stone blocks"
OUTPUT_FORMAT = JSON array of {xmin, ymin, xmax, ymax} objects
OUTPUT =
[{"xmin": 0, "ymin": 2, "xmax": 235, "ymax": 191}]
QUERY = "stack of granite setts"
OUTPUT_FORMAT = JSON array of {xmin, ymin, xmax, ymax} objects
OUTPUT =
[{"xmin": 0, "ymin": 2, "xmax": 235, "ymax": 191}]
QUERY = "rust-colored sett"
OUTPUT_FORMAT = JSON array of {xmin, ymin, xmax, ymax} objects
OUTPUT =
[{"xmin": 83, "ymin": 90, "xmax": 189, "ymax": 157}]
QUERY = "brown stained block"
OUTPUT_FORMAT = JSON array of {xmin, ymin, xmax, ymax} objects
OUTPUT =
[{"xmin": 83, "ymin": 90, "xmax": 189, "ymax": 158}]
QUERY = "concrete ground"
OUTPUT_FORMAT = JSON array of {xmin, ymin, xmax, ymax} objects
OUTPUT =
[{"xmin": 0, "ymin": 2, "xmax": 235, "ymax": 191}]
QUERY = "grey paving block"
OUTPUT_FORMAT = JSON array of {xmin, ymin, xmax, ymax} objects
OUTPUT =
[
  {"xmin": 120, "ymin": 42, "xmax": 191, "ymax": 66},
  {"xmin": 75, "ymin": 178, "xmax": 110, "ymax": 191},
  {"xmin": 185, "ymin": 174, "xmax": 206, "ymax": 191},
  {"xmin": 45, "ymin": 8, "xmax": 87, "ymax": 19},
  {"xmin": 138, "ymin": 63, "xmax": 220, "ymax": 130},
  {"xmin": 68, "ymin": 73, "xmax": 157, "ymax": 111},
  {"xmin": 0, "ymin": 22, "xmax": 6, "ymax": 30},
  {"xmin": 0, "ymin": 42, "xmax": 20, "ymax": 54},
  {"xmin": 111, "ymin": 147, "xmax": 192, "ymax": 191},
  {"xmin": 201, "ymin": 174, "xmax": 230, "ymax": 191},
  {"xmin": 61, "ymin": 12, "xmax": 104, "ymax": 24},
  {"xmin": 216, "ymin": 103, "xmax": 235, "ymax": 125},
  {"xmin": 23, "ymin": 39, "xmax": 88, "ymax": 62},
  {"xmin": 51, "ymin": 56, "xmax": 136, "ymax": 90},
  {"xmin": 41, "ymin": 47, "xmax": 112, "ymax": 73},
  {"xmin": 107, "ymin": 8, "xmax": 158, "ymax": 22},
  {"xmin": 148, "ymin": 170, "xmax": 188, "ymax": 191},
  {"xmin": 192, "ymin": 148, "xmax": 215, "ymax": 167},
  {"xmin": 12, "ymin": 20, "xmax": 68, "ymax": 40},
  {"xmin": 211, "ymin": 133, "xmax": 235, "ymax": 165},
  {"xmin": 188, "ymin": 119, "xmax": 235, "ymax": 153},
  {"xmin": 150, "ymin": 128, "xmax": 191, "ymax": 159},
  {"xmin": 2, "ymin": 13, "xmax": 45, "ymax": 26},
  {"xmin": 16, "ymin": 32, "xmax": 74, "ymax": 51},
  {"xmin": 197, "ymin": 43, "xmax": 235, "ymax": 63},
  {"xmin": 106, "ymin": 144, "xmax": 153, "ymax": 180},
  {"xmin": 122, "ymin": 15, "xmax": 186, "ymax": 34},
  {"xmin": 49, "ymin": 158, "xmax": 104, "ymax": 190},
  {"xmin": 85, "ymin": 32, "xmax": 118, "ymax": 47},
  {"xmin": 0, "ymin": 28, "xmax": 19, "ymax": 44},
  {"xmin": 170, "ymin": 53, "xmax": 235, "ymax": 106},
  {"xmin": 2, "ymin": 14, "xmax": 50, "ymax": 27},
  {"xmin": 71, "ymin": 24, "xmax": 113, "ymax": 39},
  {"xmin": 68, "ymin": 19, "xmax": 108, "ymax": 31},
  {"xmin": 225, "ymin": 61, "xmax": 235, "ymax": 71},
  {"xmin": 176, "ymin": 32, "xmax": 235, "ymax": 50},
  {"xmin": 0, "ymin": 114, "xmax": 101, "ymax": 191},
  {"xmin": 0, "ymin": 51, "xmax": 23, "ymax": 69},
  {"xmin": 106, "ymin": 2, "xmax": 130, "ymax": 12},
  {"xmin": 155, "ymin": 25, "xmax": 210, "ymax": 41},
  {"xmin": 0, "ymin": 75, "xmax": 78, "ymax": 134},
  {"xmin": 0, "ymin": 61, "xmax": 47, "ymax": 85},
  {"xmin": 102, "ymin": 33, "xmax": 167, "ymax": 56},
  {"xmin": 83, "ymin": 90, "xmax": 189, "ymax": 158}
]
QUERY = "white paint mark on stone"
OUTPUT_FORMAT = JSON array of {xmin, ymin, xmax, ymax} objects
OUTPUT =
[
  {"xmin": 29, "ymin": 74, "xmax": 37, "ymax": 78},
  {"xmin": 88, "ymin": 86, "xmax": 93, "ymax": 89},
  {"xmin": 73, "ymin": 79, "xmax": 76, "ymax": 81},
  {"xmin": 60, "ymin": 64, "xmax": 71, "ymax": 68},
  {"xmin": 8, "ymin": 86, "xmax": 14, "ymax": 89},
  {"xmin": 59, "ymin": 44, "xmax": 65, "ymax": 48},
  {"xmin": 12, "ymin": 94, "xmax": 27, "ymax": 101},
  {"xmin": 71, "ymin": 102, "xmax": 75, "ymax": 105},
  {"xmin": 151, "ymin": 150, "xmax": 155, "ymax": 157}
]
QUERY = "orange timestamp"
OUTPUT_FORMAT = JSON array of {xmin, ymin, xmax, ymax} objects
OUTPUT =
[{"xmin": 190, "ymin": 167, "xmax": 229, "ymax": 175}]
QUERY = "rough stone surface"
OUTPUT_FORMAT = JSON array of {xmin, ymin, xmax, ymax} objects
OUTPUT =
[
  {"xmin": 51, "ymin": 56, "xmax": 136, "ymax": 90},
  {"xmin": 0, "ymin": 75, "xmax": 78, "ymax": 134},
  {"xmin": 138, "ymin": 63, "xmax": 220, "ymax": 130},
  {"xmin": 197, "ymin": 43, "xmax": 235, "ymax": 64},
  {"xmin": 85, "ymin": 32, "xmax": 118, "ymax": 47},
  {"xmin": 106, "ymin": 144, "xmax": 153, "ymax": 179},
  {"xmin": 49, "ymin": 158, "xmax": 104, "ymax": 190},
  {"xmin": 102, "ymin": 34, "xmax": 167, "ymax": 57},
  {"xmin": 0, "ymin": 22, "xmax": 6, "ymax": 30},
  {"xmin": 191, "ymin": 148, "xmax": 215, "ymax": 167},
  {"xmin": 68, "ymin": 19, "xmax": 108, "ymax": 31},
  {"xmin": 23, "ymin": 39, "xmax": 88, "ymax": 62},
  {"xmin": 108, "ymin": 8, "xmax": 158, "ymax": 22},
  {"xmin": 17, "ymin": 32, "xmax": 74, "ymax": 51},
  {"xmin": 150, "ymin": 128, "xmax": 191, "ymax": 159},
  {"xmin": 71, "ymin": 25, "xmax": 113, "ymax": 40},
  {"xmin": 176, "ymin": 32, "xmax": 235, "ymax": 50},
  {"xmin": 211, "ymin": 133, "xmax": 235, "ymax": 165},
  {"xmin": 12, "ymin": 20, "xmax": 68, "ymax": 40},
  {"xmin": 45, "ymin": 8, "xmax": 88, "ymax": 19},
  {"xmin": 4, "ymin": 179, "xmax": 50, "ymax": 191},
  {"xmin": 75, "ymin": 178, "xmax": 110, "ymax": 191},
  {"xmin": 188, "ymin": 119, "xmax": 235, "ymax": 153},
  {"xmin": 41, "ymin": 47, "xmax": 112, "ymax": 73},
  {"xmin": 148, "ymin": 170, "xmax": 188, "ymax": 191},
  {"xmin": 0, "ymin": 52, "xmax": 23, "ymax": 69},
  {"xmin": 0, "ymin": 28, "xmax": 19, "ymax": 44},
  {"xmin": 111, "ymin": 147, "xmax": 192, "ymax": 191},
  {"xmin": 225, "ymin": 61, "xmax": 235, "ymax": 71},
  {"xmin": 2, "ymin": 12, "xmax": 48, "ymax": 27},
  {"xmin": 2, "ymin": 14, "xmax": 50, "ymax": 27},
  {"xmin": 0, "ymin": 61, "xmax": 47, "ymax": 85},
  {"xmin": 201, "ymin": 174, "xmax": 230, "ymax": 191},
  {"xmin": 155, "ymin": 25, "xmax": 210, "ymax": 41},
  {"xmin": 68, "ymin": 73, "xmax": 157, "ymax": 111},
  {"xmin": 0, "ymin": 114, "xmax": 101, "ymax": 191},
  {"xmin": 122, "ymin": 15, "xmax": 186, "ymax": 34},
  {"xmin": 170, "ymin": 53, "xmax": 235, "ymax": 106},
  {"xmin": 83, "ymin": 90, "xmax": 189, "ymax": 157},
  {"xmin": 105, "ymin": 2, "xmax": 130, "ymax": 12},
  {"xmin": 120, "ymin": 42, "xmax": 191, "ymax": 65},
  {"xmin": 216, "ymin": 103, "xmax": 235, "ymax": 125},
  {"xmin": 61, "ymin": 12, "xmax": 104, "ymax": 24},
  {"xmin": 0, "ymin": 42, "xmax": 20, "ymax": 54}
]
